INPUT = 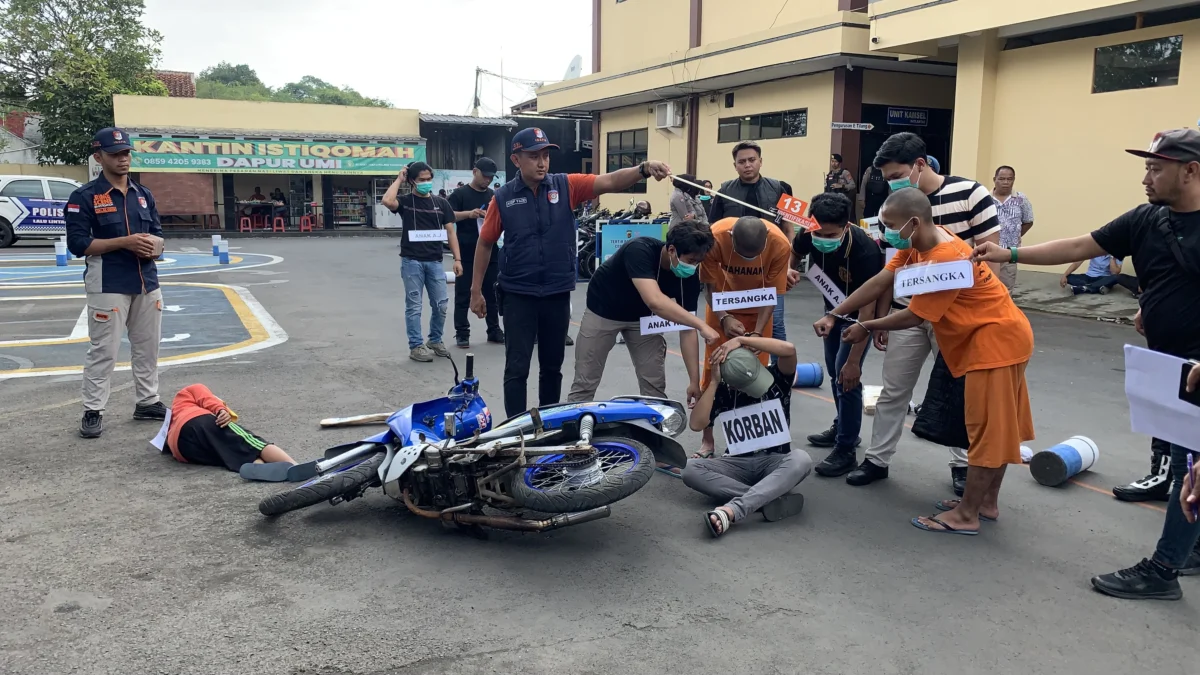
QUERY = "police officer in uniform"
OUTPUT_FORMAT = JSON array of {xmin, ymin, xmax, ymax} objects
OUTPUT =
[
  {"xmin": 471, "ymin": 127, "xmax": 672, "ymax": 417},
  {"xmin": 66, "ymin": 127, "xmax": 167, "ymax": 438}
]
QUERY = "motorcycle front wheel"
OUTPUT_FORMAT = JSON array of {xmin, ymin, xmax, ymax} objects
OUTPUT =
[
  {"xmin": 258, "ymin": 452, "xmax": 386, "ymax": 516},
  {"xmin": 509, "ymin": 436, "xmax": 653, "ymax": 513}
]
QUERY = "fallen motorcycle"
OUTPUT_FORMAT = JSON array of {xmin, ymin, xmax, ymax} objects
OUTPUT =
[{"xmin": 258, "ymin": 353, "xmax": 689, "ymax": 532}]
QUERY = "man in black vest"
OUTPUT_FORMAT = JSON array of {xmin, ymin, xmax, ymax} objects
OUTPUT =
[{"xmin": 471, "ymin": 127, "xmax": 672, "ymax": 417}]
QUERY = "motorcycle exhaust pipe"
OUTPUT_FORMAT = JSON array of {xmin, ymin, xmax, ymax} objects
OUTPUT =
[
  {"xmin": 545, "ymin": 506, "xmax": 611, "ymax": 530},
  {"xmin": 402, "ymin": 490, "xmax": 611, "ymax": 532}
]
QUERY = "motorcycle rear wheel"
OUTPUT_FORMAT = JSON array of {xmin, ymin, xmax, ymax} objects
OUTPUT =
[
  {"xmin": 258, "ymin": 452, "xmax": 386, "ymax": 516},
  {"xmin": 509, "ymin": 436, "xmax": 653, "ymax": 513}
]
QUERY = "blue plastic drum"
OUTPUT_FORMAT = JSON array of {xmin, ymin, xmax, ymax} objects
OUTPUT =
[{"xmin": 793, "ymin": 362, "xmax": 824, "ymax": 389}]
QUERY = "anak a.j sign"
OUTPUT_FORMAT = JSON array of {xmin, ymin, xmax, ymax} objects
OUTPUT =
[{"xmin": 131, "ymin": 138, "xmax": 427, "ymax": 175}]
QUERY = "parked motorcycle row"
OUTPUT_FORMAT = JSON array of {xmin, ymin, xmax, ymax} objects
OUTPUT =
[{"xmin": 575, "ymin": 203, "xmax": 671, "ymax": 280}]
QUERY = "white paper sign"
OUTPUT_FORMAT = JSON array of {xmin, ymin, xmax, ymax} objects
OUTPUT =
[
  {"xmin": 408, "ymin": 228, "xmax": 448, "ymax": 242},
  {"xmin": 640, "ymin": 315, "xmax": 689, "ymax": 335},
  {"xmin": 150, "ymin": 409, "xmax": 172, "ymax": 452},
  {"xmin": 711, "ymin": 287, "xmax": 777, "ymax": 311},
  {"xmin": 804, "ymin": 263, "xmax": 845, "ymax": 307},
  {"xmin": 1124, "ymin": 345, "xmax": 1200, "ymax": 451},
  {"xmin": 893, "ymin": 259, "xmax": 974, "ymax": 298},
  {"xmin": 717, "ymin": 399, "xmax": 790, "ymax": 456}
]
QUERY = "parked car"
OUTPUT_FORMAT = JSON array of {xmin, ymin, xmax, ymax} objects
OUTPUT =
[{"xmin": 0, "ymin": 174, "xmax": 83, "ymax": 248}]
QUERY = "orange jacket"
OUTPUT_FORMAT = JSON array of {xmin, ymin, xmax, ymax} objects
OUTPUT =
[{"xmin": 166, "ymin": 384, "xmax": 238, "ymax": 462}]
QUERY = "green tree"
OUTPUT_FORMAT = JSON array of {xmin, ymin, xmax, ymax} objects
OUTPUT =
[
  {"xmin": 0, "ymin": 0, "xmax": 168, "ymax": 164},
  {"xmin": 199, "ymin": 61, "xmax": 264, "ymax": 87},
  {"xmin": 195, "ymin": 66, "xmax": 390, "ymax": 108}
]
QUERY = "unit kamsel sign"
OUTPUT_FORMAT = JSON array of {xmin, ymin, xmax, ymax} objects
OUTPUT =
[{"xmin": 130, "ymin": 139, "xmax": 427, "ymax": 175}]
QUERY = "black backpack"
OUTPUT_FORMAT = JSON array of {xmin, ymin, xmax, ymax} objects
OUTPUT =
[{"xmin": 911, "ymin": 351, "xmax": 970, "ymax": 450}]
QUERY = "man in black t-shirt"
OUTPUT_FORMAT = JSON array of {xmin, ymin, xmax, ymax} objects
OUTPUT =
[
  {"xmin": 791, "ymin": 193, "xmax": 883, "ymax": 478},
  {"xmin": 567, "ymin": 225, "xmax": 719, "ymax": 413},
  {"xmin": 447, "ymin": 158, "xmax": 502, "ymax": 347},
  {"xmin": 683, "ymin": 338, "xmax": 813, "ymax": 538},
  {"xmin": 974, "ymin": 128, "xmax": 1200, "ymax": 601},
  {"xmin": 382, "ymin": 161, "xmax": 461, "ymax": 363}
]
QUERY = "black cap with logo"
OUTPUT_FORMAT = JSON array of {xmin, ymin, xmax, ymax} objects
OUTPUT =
[
  {"xmin": 92, "ymin": 127, "xmax": 133, "ymax": 153},
  {"xmin": 1126, "ymin": 129, "xmax": 1200, "ymax": 164}
]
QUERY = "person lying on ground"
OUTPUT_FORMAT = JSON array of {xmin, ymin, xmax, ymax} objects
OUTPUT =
[
  {"xmin": 163, "ymin": 384, "xmax": 296, "ymax": 474},
  {"xmin": 683, "ymin": 336, "xmax": 813, "ymax": 538}
]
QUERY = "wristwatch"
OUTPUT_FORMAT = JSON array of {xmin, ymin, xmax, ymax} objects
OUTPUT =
[{"xmin": 639, "ymin": 161, "xmax": 651, "ymax": 179}]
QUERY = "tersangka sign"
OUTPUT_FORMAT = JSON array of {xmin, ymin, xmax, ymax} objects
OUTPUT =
[{"xmin": 130, "ymin": 138, "xmax": 427, "ymax": 175}]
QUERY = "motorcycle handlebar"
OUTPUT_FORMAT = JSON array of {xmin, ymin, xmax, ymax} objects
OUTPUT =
[{"xmin": 465, "ymin": 353, "xmax": 474, "ymax": 379}]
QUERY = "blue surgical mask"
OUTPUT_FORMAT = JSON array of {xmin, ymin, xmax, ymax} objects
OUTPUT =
[
  {"xmin": 888, "ymin": 165, "xmax": 921, "ymax": 192},
  {"xmin": 810, "ymin": 231, "xmax": 845, "ymax": 254},
  {"xmin": 883, "ymin": 219, "xmax": 914, "ymax": 250},
  {"xmin": 699, "ymin": 194, "xmax": 711, "ymax": 202},
  {"xmin": 670, "ymin": 249, "xmax": 697, "ymax": 278},
  {"xmin": 414, "ymin": 181, "xmax": 433, "ymax": 196}
]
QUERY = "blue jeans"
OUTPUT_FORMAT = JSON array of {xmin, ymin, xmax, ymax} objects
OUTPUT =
[
  {"xmin": 823, "ymin": 318, "xmax": 868, "ymax": 451},
  {"xmin": 401, "ymin": 258, "xmax": 448, "ymax": 349},
  {"xmin": 1153, "ymin": 444, "xmax": 1200, "ymax": 570}
]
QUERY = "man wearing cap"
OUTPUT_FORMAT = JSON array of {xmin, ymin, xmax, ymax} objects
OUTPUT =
[
  {"xmin": 472, "ymin": 127, "xmax": 672, "ymax": 417},
  {"xmin": 65, "ymin": 127, "xmax": 167, "ymax": 438},
  {"xmin": 684, "ymin": 336, "xmax": 812, "ymax": 538},
  {"xmin": 974, "ymin": 128, "xmax": 1200, "ymax": 600},
  {"xmin": 448, "ymin": 158, "xmax": 503, "ymax": 348}
]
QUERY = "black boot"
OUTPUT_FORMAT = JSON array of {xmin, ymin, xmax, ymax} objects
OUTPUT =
[
  {"xmin": 1113, "ymin": 445, "xmax": 1171, "ymax": 502},
  {"xmin": 1090, "ymin": 558, "xmax": 1182, "ymax": 601},
  {"xmin": 846, "ymin": 459, "xmax": 889, "ymax": 486},
  {"xmin": 806, "ymin": 424, "xmax": 838, "ymax": 448},
  {"xmin": 951, "ymin": 466, "xmax": 968, "ymax": 497},
  {"xmin": 815, "ymin": 447, "xmax": 858, "ymax": 478}
]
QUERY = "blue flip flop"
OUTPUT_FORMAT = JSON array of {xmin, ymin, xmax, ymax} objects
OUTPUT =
[
  {"xmin": 911, "ymin": 514, "xmax": 979, "ymax": 536},
  {"xmin": 655, "ymin": 465, "xmax": 683, "ymax": 479},
  {"xmin": 935, "ymin": 499, "xmax": 997, "ymax": 522}
]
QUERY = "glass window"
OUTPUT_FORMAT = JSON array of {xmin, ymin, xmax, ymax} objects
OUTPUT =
[
  {"xmin": 1093, "ymin": 35, "xmax": 1182, "ymax": 94},
  {"xmin": 634, "ymin": 129, "xmax": 648, "ymax": 149},
  {"xmin": 47, "ymin": 181, "xmax": 77, "ymax": 200},
  {"xmin": 0, "ymin": 179, "xmax": 46, "ymax": 198},
  {"xmin": 760, "ymin": 113, "xmax": 783, "ymax": 139},
  {"xmin": 718, "ymin": 109, "xmax": 807, "ymax": 142},
  {"xmin": 718, "ymin": 120, "xmax": 740, "ymax": 143},
  {"xmin": 621, "ymin": 130, "xmax": 635, "ymax": 150},
  {"xmin": 605, "ymin": 129, "xmax": 648, "ymax": 193},
  {"xmin": 784, "ymin": 110, "xmax": 808, "ymax": 138}
]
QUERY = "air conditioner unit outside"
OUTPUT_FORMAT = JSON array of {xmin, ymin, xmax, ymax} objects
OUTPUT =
[{"xmin": 655, "ymin": 101, "xmax": 684, "ymax": 129}]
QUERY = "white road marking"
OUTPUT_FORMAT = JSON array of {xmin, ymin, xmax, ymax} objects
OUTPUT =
[
  {"xmin": 17, "ymin": 303, "xmax": 33, "ymax": 314},
  {"xmin": 160, "ymin": 333, "xmax": 191, "ymax": 343},
  {"xmin": 164, "ymin": 305, "xmax": 183, "ymax": 312},
  {"xmin": 0, "ymin": 253, "xmax": 284, "ymax": 286},
  {"xmin": 240, "ymin": 280, "xmax": 289, "ymax": 287},
  {"xmin": 0, "ymin": 307, "xmax": 87, "ymax": 346},
  {"xmin": 0, "ymin": 295, "xmax": 86, "ymax": 301}
]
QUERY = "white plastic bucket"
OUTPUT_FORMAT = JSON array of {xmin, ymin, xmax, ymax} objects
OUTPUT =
[
  {"xmin": 211, "ymin": 234, "xmax": 221, "ymax": 256},
  {"xmin": 54, "ymin": 240, "xmax": 68, "ymax": 266}
]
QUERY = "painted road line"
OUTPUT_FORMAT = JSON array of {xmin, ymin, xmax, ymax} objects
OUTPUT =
[
  {"xmin": 0, "ymin": 295, "xmax": 86, "ymax": 301},
  {"xmin": 0, "ymin": 252, "xmax": 282, "ymax": 286},
  {"xmin": 0, "ymin": 281, "xmax": 287, "ymax": 378},
  {"xmin": 0, "ymin": 306, "xmax": 87, "ymax": 346}
]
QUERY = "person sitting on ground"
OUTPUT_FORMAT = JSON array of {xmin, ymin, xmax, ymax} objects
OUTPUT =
[
  {"xmin": 683, "ymin": 336, "xmax": 813, "ymax": 538},
  {"xmin": 1060, "ymin": 254, "xmax": 1140, "ymax": 297},
  {"xmin": 163, "ymin": 384, "xmax": 296, "ymax": 475}
]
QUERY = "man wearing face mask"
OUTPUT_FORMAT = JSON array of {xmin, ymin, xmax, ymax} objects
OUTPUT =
[
  {"xmin": 819, "ymin": 132, "xmax": 1001, "ymax": 494},
  {"xmin": 568, "ymin": 223, "xmax": 719, "ymax": 411},
  {"xmin": 791, "ymin": 193, "xmax": 883, "ymax": 476},
  {"xmin": 382, "ymin": 161, "xmax": 462, "ymax": 363}
]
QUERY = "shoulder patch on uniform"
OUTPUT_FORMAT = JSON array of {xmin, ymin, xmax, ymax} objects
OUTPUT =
[
  {"xmin": 67, "ymin": 204, "xmax": 80, "ymax": 213},
  {"xmin": 505, "ymin": 197, "xmax": 528, "ymax": 207}
]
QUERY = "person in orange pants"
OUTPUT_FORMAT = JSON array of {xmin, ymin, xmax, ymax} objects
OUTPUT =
[
  {"xmin": 687, "ymin": 215, "xmax": 794, "ymax": 463},
  {"xmin": 162, "ymin": 384, "xmax": 298, "ymax": 480}
]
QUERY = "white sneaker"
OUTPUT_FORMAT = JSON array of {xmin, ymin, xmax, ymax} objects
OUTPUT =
[
  {"xmin": 426, "ymin": 342, "xmax": 450, "ymax": 357},
  {"xmin": 410, "ymin": 345, "xmax": 434, "ymax": 362}
]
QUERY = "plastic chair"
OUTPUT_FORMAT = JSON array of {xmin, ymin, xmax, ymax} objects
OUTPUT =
[
  {"xmin": 271, "ymin": 216, "xmax": 285, "ymax": 233},
  {"xmin": 207, "ymin": 214, "xmax": 221, "ymax": 229},
  {"xmin": 252, "ymin": 214, "xmax": 266, "ymax": 230},
  {"xmin": 239, "ymin": 217, "xmax": 252, "ymax": 233},
  {"xmin": 298, "ymin": 216, "xmax": 313, "ymax": 233}
]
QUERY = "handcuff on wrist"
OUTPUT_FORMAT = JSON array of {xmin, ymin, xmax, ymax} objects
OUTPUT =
[{"xmin": 826, "ymin": 311, "xmax": 869, "ymax": 332}]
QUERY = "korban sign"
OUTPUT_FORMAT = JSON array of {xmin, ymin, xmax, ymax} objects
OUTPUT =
[
  {"xmin": 717, "ymin": 399, "xmax": 790, "ymax": 455},
  {"xmin": 711, "ymin": 287, "xmax": 777, "ymax": 311},
  {"xmin": 893, "ymin": 259, "xmax": 974, "ymax": 297},
  {"xmin": 131, "ymin": 139, "xmax": 427, "ymax": 175}
]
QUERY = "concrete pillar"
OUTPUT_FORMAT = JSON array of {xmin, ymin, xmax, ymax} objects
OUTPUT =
[
  {"xmin": 952, "ymin": 30, "xmax": 1001, "ymax": 181},
  {"xmin": 831, "ymin": 67, "xmax": 864, "ymax": 180},
  {"xmin": 312, "ymin": 175, "xmax": 325, "ymax": 229}
]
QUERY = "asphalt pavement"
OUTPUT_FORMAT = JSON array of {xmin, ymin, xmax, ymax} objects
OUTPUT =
[{"xmin": 0, "ymin": 238, "xmax": 1194, "ymax": 675}]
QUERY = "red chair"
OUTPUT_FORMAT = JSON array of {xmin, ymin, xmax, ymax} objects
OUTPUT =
[
  {"xmin": 298, "ymin": 216, "xmax": 313, "ymax": 233},
  {"xmin": 239, "ymin": 217, "xmax": 252, "ymax": 233},
  {"xmin": 207, "ymin": 214, "xmax": 221, "ymax": 229},
  {"xmin": 271, "ymin": 216, "xmax": 285, "ymax": 233},
  {"xmin": 252, "ymin": 214, "xmax": 266, "ymax": 230}
]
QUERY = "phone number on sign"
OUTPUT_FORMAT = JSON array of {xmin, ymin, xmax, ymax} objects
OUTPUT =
[{"xmin": 134, "ymin": 157, "xmax": 213, "ymax": 167}]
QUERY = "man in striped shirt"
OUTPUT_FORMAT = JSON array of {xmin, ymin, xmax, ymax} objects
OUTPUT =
[{"xmin": 822, "ymin": 132, "xmax": 1001, "ymax": 498}]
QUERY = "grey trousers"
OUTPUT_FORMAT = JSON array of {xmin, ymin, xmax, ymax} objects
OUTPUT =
[
  {"xmin": 682, "ymin": 450, "xmax": 813, "ymax": 521},
  {"xmin": 864, "ymin": 318, "xmax": 968, "ymax": 468},
  {"xmin": 83, "ymin": 289, "xmax": 163, "ymax": 411},
  {"xmin": 568, "ymin": 309, "xmax": 668, "ymax": 402}
]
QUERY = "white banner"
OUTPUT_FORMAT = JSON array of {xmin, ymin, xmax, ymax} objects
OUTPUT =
[
  {"xmin": 804, "ymin": 263, "xmax": 845, "ymax": 307},
  {"xmin": 408, "ymin": 228, "xmax": 448, "ymax": 242},
  {"xmin": 893, "ymin": 259, "xmax": 974, "ymax": 298},
  {"xmin": 711, "ymin": 287, "xmax": 777, "ymax": 312},
  {"xmin": 717, "ymin": 399, "xmax": 790, "ymax": 456},
  {"xmin": 640, "ymin": 315, "xmax": 689, "ymax": 335}
]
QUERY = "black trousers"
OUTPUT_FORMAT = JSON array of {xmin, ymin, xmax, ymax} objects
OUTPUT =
[
  {"xmin": 501, "ymin": 290, "xmax": 571, "ymax": 418},
  {"xmin": 454, "ymin": 255, "xmax": 500, "ymax": 339}
]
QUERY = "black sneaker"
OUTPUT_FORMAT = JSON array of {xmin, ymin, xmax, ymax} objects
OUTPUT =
[
  {"xmin": 487, "ymin": 329, "xmax": 505, "ymax": 344},
  {"xmin": 1179, "ymin": 549, "xmax": 1200, "ymax": 577},
  {"xmin": 806, "ymin": 424, "xmax": 838, "ymax": 448},
  {"xmin": 1090, "ymin": 558, "xmax": 1182, "ymax": 601},
  {"xmin": 455, "ymin": 336, "xmax": 470, "ymax": 349},
  {"xmin": 846, "ymin": 459, "xmax": 889, "ymax": 486},
  {"xmin": 815, "ymin": 448, "xmax": 857, "ymax": 478},
  {"xmin": 1113, "ymin": 454, "xmax": 1171, "ymax": 502},
  {"xmin": 133, "ymin": 401, "xmax": 168, "ymax": 420},
  {"xmin": 951, "ymin": 466, "xmax": 968, "ymax": 497},
  {"xmin": 79, "ymin": 410, "xmax": 103, "ymax": 438},
  {"xmin": 566, "ymin": 334, "xmax": 575, "ymax": 346}
]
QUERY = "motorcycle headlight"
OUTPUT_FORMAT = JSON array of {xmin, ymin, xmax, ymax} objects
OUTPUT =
[{"xmin": 649, "ymin": 403, "xmax": 686, "ymax": 437}]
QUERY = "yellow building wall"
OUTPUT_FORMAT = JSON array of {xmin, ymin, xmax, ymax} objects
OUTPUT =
[
  {"xmin": 862, "ymin": 70, "xmax": 956, "ymax": 109},
  {"xmin": 597, "ymin": 105, "xmax": 691, "ymax": 211},
  {"xmin": 986, "ymin": 20, "xmax": 1200, "ymax": 271},
  {"xmin": 113, "ymin": 95, "xmax": 421, "ymax": 137},
  {"xmin": 695, "ymin": 72, "xmax": 835, "ymax": 207},
  {"xmin": 0, "ymin": 163, "xmax": 88, "ymax": 181},
  {"xmin": 702, "ymin": 0, "xmax": 841, "ymax": 46},
  {"xmin": 599, "ymin": 0, "xmax": 691, "ymax": 75}
]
